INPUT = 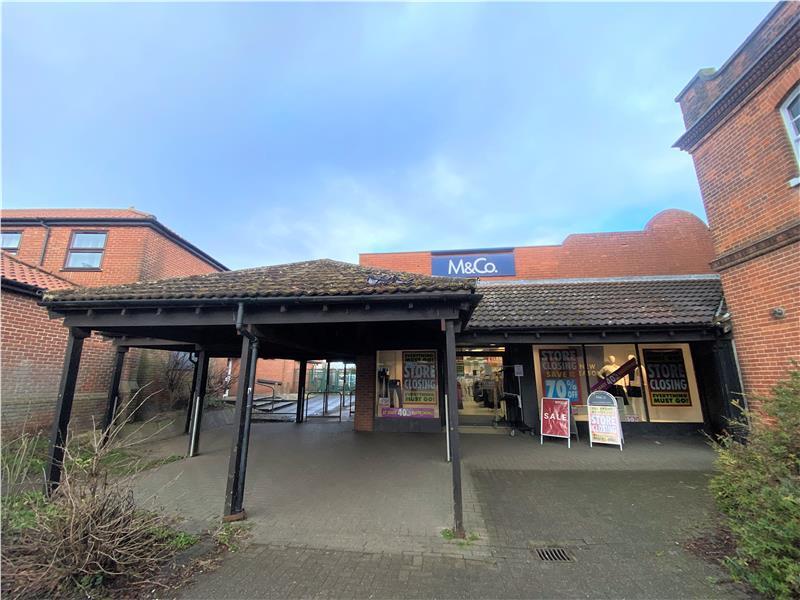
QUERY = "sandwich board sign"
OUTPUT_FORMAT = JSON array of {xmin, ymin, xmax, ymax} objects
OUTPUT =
[
  {"xmin": 540, "ymin": 397, "xmax": 571, "ymax": 448},
  {"xmin": 587, "ymin": 390, "xmax": 623, "ymax": 451}
]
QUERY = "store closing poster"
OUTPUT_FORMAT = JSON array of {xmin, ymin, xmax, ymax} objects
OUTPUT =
[
  {"xmin": 381, "ymin": 351, "xmax": 438, "ymax": 419},
  {"xmin": 539, "ymin": 349, "xmax": 582, "ymax": 403},
  {"xmin": 643, "ymin": 349, "xmax": 691, "ymax": 407}
]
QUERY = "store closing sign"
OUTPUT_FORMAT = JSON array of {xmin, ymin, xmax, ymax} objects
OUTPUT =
[
  {"xmin": 587, "ymin": 391, "xmax": 623, "ymax": 451},
  {"xmin": 540, "ymin": 397, "xmax": 571, "ymax": 448}
]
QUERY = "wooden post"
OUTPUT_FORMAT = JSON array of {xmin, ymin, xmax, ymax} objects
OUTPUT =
[
  {"xmin": 46, "ymin": 327, "xmax": 89, "ymax": 495},
  {"xmin": 444, "ymin": 320, "xmax": 465, "ymax": 538},
  {"xmin": 184, "ymin": 353, "xmax": 199, "ymax": 434},
  {"xmin": 224, "ymin": 333, "xmax": 259, "ymax": 519},
  {"xmin": 101, "ymin": 346, "xmax": 128, "ymax": 444},
  {"xmin": 296, "ymin": 360, "xmax": 308, "ymax": 423},
  {"xmin": 188, "ymin": 350, "xmax": 210, "ymax": 457}
]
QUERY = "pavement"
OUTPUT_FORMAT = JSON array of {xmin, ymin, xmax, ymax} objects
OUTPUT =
[{"xmin": 130, "ymin": 415, "xmax": 744, "ymax": 599}]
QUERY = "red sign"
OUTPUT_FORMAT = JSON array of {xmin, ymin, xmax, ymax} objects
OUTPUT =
[{"xmin": 540, "ymin": 397, "xmax": 571, "ymax": 439}]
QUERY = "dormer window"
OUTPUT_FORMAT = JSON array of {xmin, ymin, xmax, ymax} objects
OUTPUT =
[
  {"xmin": 781, "ymin": 85, "xmax": 800, "ymax": 169},
  {"xmin": 65, "ymin": 231, "xmax": 107, "ymax": 270}
]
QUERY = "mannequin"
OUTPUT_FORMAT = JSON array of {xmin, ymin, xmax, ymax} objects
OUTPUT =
[{"xmin": 598, "ymin": 355, "xmax": 629, "ymax": 405}]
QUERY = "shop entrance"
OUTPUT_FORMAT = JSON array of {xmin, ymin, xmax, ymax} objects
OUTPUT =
[
  {"xmin": 303, "ymin": 360, "xmax": 356, "ymax": 422},
  {"xmin": 456, "ymin": 348, "xmax": 507, "ymax": 426}
]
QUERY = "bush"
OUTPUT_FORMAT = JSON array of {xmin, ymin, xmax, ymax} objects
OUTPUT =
[
  {"xmin": 710, "ymin": 369, "xmax": 800, "ymax": 599},
  {"xmin": 1, "ymin": 389, "xmax": 194, "ymax": 599}
]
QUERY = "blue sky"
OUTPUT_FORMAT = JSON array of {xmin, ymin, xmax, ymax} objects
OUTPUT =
[{"xmin": 2, "ymin": 2, "xmax": 773, "ymax": 270}]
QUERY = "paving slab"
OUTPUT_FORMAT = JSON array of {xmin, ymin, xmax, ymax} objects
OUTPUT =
[{"xmin": 131, "ymin": 421, "xmax": 742, "ymax": 599}]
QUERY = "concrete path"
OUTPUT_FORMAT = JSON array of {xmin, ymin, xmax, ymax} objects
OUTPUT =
[{"xmin": 131, "ymin": 420, "xmax": 742, "ymax": 599}]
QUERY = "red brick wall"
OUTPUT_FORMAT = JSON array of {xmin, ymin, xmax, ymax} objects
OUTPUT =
[
  {"xmin": 677, "ymin": 3, "xmax": 800, "ymax": 129},
  {"xmin": 354, "ymin": 354, "xmax": 376, "ymax": 432},
  {"xmin": 719, "ymin": 244, "xmax": 799, "ymax": 407},
  {"xmin": 0, "ymin": 220, "xmax": 223, "ymax": 436},
  {"xmin": 688, "ymin": 62, "xmax": 800, "ymax": 257},
  {"xmin": 0, "ymin": 289, "xmax": 138, "ymax": 435},
  {"xmin": 140, "ymin": 228, "xmax": 219, "ymax": 281},
  {"xmin": 678, "ymin": 11, "xmax": 800, "ymax": 404},
  {"xmin": 359, "ymin": 209, "xmax": 715, "ymax": 280},
  {"xmin": 3, "ymin": 223, "xmax": 219, "ymax": 288}
]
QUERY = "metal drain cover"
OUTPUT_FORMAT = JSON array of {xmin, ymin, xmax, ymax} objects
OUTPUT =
[{"xmin": 534, "ymin": 547, "xmax": 574, "ymax": 562}]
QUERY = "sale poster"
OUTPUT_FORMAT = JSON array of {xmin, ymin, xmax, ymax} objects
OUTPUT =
[
  {"xmin": 643, "ymin": 349, "xmax": 691, "ymax": 407},
  {"xmin": 539, "ymin": 349, "xmax": 582, "ymax": 403},
  {"xmin": 540, "ymin": 397, "xmax": 571, "ymax": 446}
]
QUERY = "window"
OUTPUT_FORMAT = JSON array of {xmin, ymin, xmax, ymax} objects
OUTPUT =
[
  {"xmin": 781, "ymin": 85, "xmax": 800, "ymax": 169},
  {"xmin": 65, "ymin": 231, "xmax": 107, "ymax": 269},
  {"xmin": 533, "ymin": 342, "xmax": 704, "ymax": 424},
  {"xmin": 376, "ymin": 350, "xmax": 439, "ymax": 419},
  {"xmin": 1, "ymin": 231, "xmax": 22, "ymax": 254}
]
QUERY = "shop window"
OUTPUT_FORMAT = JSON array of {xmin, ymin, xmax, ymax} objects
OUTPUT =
[
  {"xmin": 376, "ymin": 350, "xmax": 439, "ymax": 419},
  {"xmin": 533, "ymin": 343, "xmax": 703, "ymax": 425},
  {"xmin": 533, "ymin": 344, "xmax": 646, "ymax": 422},
  {"xmin": 781, "ymin": 85, "xmax": 800, "ymax": 169},
  {"xmin": 639, "ymin": 344, "xmax": 703, "ymax": 423},
  {"xmin": 1, "ymin": 231, "xmax": 21, "ymax": 254},
  {"xmin": 65, "ymin": 231, "xmax": 107, "ymax": 270}
]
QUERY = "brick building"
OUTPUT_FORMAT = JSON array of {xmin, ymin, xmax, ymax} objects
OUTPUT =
[
  {"xmin": 674, "ymin": 2, "xmax": 800, "ymax": 405},
  {"xmin": 1, "ymin": 208, "xmax": 226, "ymax": 435},
  {"xmin": 360, "ymin": 209, "xmax": 715, "ymax": 280}
]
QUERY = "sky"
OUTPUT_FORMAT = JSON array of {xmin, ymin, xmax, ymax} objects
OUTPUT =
[{"xmin": 2, "ymin": 1, "xmax": 775, "ymax": 270}]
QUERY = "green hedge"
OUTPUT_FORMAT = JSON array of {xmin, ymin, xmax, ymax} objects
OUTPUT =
[{"xmin": 710, "ymin": 369, "xmax": 800, "ymax": 599}]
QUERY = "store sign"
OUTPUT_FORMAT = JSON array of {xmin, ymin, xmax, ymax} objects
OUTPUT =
[
  {"xmin": 379, "ymin": 351, "xmax": 438, "ymax": 419},
  {"xmin": 540, "ymin": 397, "xmax": 571, "ymax": 445},
  {"xmin": 643, "ymin": 349, "xmax": 691, "ymax": 406},
  {"xmin": 431, "ymin": 252, "xmax": 515, "ymax": 278},
  {"xmin": 587, "ymin": 390, "xmax": 623, "ymax": 450},
  {"xmin": 539, "ymin": 349, "xmax": 582, "ymax": 403}
]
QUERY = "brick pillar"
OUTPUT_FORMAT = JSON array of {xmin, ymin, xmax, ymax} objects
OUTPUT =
[{"xmin": 354, "ymin": 354, "xmax": 375, "ymax": 432}]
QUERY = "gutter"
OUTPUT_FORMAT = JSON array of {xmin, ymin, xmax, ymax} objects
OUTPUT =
[
  {"xmin": 38, "ymin": 221, "xmax": 51, "ymax": 266},
  {"xmin": 2, "ymin": 278, "xmax": 44, "ymax": 298},
  {"xmin": 40, "ymin": 290, "xmax": 480, "ymax": 310}
]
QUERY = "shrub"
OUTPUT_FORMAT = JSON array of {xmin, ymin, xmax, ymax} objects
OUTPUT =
[
  {"xmin": 1, "ymin": 388, "xmax": 194, "ymax": 598},
  {"xmin": 710, "ymin": 369, "xmax": 800, "ymax": 599}
]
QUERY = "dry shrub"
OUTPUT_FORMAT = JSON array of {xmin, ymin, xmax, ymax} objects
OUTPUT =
[{"xmin": 1, "ymin": 386, "xmax": 187, "ymax": 599}]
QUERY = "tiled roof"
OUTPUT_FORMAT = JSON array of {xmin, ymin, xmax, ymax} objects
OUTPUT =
[
  {"xmin": 43, "ymin": 259, "xmax": 475, "ymax": 303},
  {"xmin": 468, "ymin": 276, "xmax": 723, "ymax": 329},
  {"xmin": 1, "ymin": 252, "xmax": 75, "ymax": 292},
  {"xmin": 1, "ymin": 208, "xmax": 152, "ymax": 220}
]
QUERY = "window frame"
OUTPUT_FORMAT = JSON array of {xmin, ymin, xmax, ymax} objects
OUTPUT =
[
  {"xmin": 1, "ymin": 230, "xmax": 22, "ymax": 254},
  {"xmin": 63, "ymin": 230, "xmax": 108, "ymax": 271},
  {"xmin": 780, "ymin": 85, "xmax": 800, "ymax": 170}
]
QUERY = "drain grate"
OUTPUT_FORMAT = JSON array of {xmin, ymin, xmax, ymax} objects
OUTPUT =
[{"xmin": 534, "ymin": 547, "xmax": 574, "ymax": 562}]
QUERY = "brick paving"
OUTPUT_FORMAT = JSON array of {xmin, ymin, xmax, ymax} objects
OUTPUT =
[{"xmin": 132, "ymin": 419, "xmax": 744, "ymax": 598}]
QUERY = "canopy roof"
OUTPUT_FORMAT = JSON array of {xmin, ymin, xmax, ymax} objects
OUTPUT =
[{"xmin": 43, "ymin": 259, "xmax": 476, "ymax": 305}]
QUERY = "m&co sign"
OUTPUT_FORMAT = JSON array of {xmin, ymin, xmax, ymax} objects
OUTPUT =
[{"xmin": 431, "ymin": 251, "xmax": 515, "ymax": 278}]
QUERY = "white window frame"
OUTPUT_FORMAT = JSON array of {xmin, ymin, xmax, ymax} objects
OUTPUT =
[{"xmin": 780, "ymin": 84, "xmax": 800, "ymax": 187}]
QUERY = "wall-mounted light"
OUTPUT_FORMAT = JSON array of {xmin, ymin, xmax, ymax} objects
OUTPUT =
[{"xmin": 771, "ymin": 307, "xmax": 786, "ymax": 319}]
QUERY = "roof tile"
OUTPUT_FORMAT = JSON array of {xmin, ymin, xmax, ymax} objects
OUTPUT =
[
  {"xmin": 43, "ymin": 259, "xmax": 474, "ymax": 303},
  {"xmin": 1, "ymin": 252, "xmax": 75, "ymax": 291},
  {"xmin": 469, "ymin": 276, "xmax": 723, "ymax": 329},
  {"xmin": 1, "ymin": 208, "xmax": 152, "ymax": 220}
]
